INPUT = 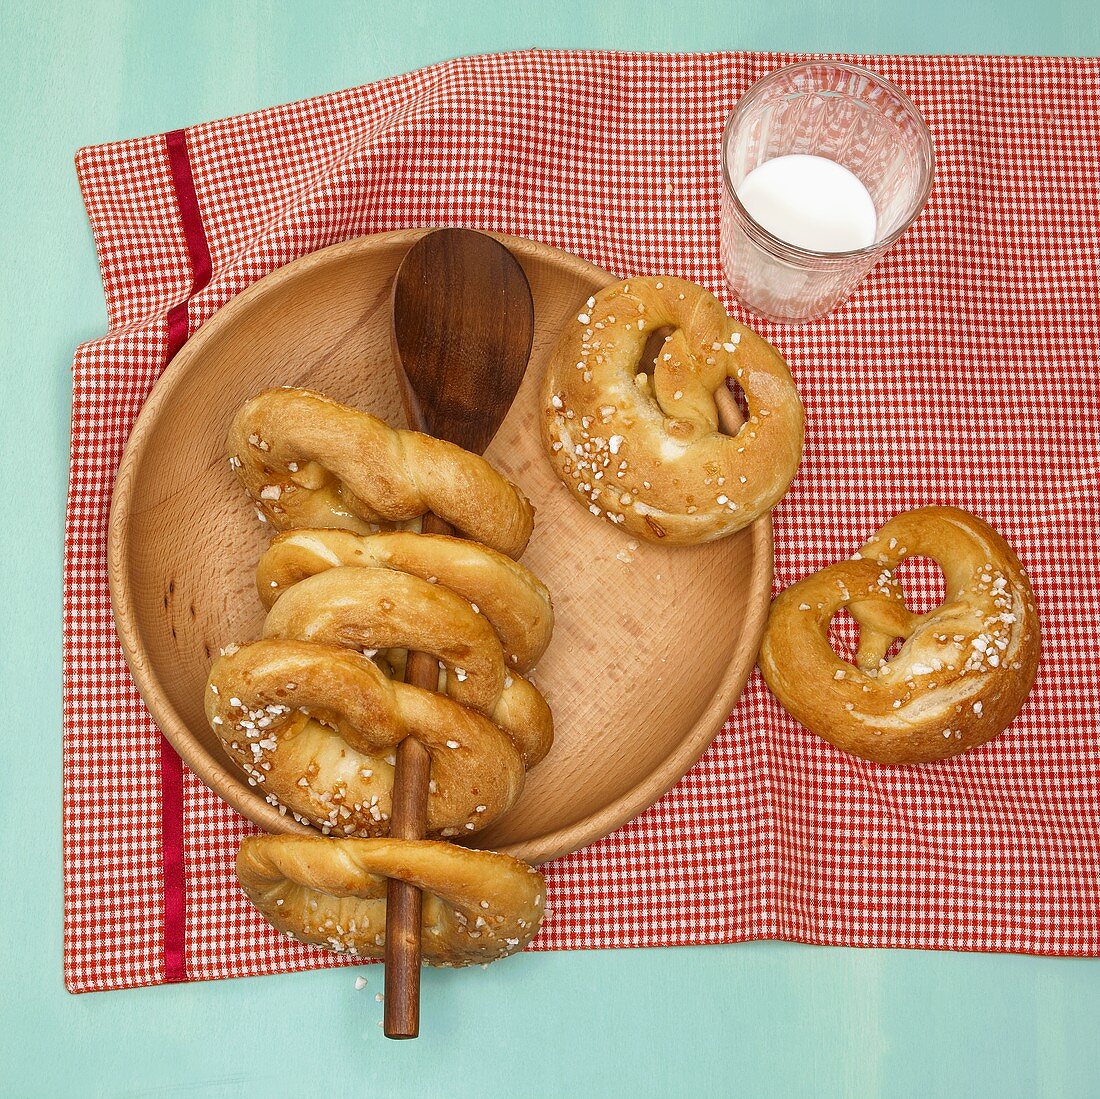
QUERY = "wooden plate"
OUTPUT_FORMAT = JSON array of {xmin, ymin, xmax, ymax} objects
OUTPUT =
[{"xmin": 109, "ymin": 229, "xmax": 772, "ymax": 865}]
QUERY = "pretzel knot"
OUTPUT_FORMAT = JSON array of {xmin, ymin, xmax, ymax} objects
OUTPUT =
[
  {"xmin": 759, "ymin": 507, "xmax": 1041, "ymax": 764},
  {"xmin": 237, "ymin": 835, "xmax": 545, "ymax": 966},
  {"xmin": 231, "ymin": 388, "xmax": 534, "ymax": 557},
  {"xmin": 542, "ymin": 276, "xmax": 804, "ymax": 544}
]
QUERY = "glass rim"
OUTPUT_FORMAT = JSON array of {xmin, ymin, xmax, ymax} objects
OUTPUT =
[{"xmin": 720, "ymin": 60, "xmax": 935, "ymax": 263}]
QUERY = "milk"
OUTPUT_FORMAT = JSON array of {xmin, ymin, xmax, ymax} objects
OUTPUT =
[{"xmin": 734, "ymin": 154, "xmax": 877, "ymax": 253}]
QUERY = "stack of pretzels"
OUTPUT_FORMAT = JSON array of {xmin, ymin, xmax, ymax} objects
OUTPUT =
[{"xmin": 207, "ymin": 388, "xmax": 552, "ymax": 966}]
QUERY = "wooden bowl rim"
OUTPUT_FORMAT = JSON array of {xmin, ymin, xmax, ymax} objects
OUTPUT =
[{"xmin": 108, "ymin": 228, "xmax": 774, "ymax": 865}]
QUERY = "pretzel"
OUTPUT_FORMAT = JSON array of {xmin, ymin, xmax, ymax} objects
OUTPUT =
[
  {"xmin": 255, "ymin": 528, "xmax": 553, "ymax": 670},
  {"xmin": 542, "ymin": 276, "xmax": 804, "ymax": 544},
  {"xmin": 230, "ymin": 388, "xmax": 534, "ymax": 557},
  {"xmin": 207, "ymin": 561, "xmax": 553, "ymax": 837},
  {"xmin": 237, "ymin": 834, "xmax": 545, "ymax": 966},
  {"xmin": 759, "ymin": 507, "xmax": 1041, "ymax": 764}
]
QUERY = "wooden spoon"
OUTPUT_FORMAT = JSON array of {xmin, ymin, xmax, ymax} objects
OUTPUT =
[{"xmin": 384, "ymin": 228, "xmax": 535, "ymax": 1038}]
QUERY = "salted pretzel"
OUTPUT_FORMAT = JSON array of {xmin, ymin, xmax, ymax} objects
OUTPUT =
[
  {"xmin": 237, "ymin": 835, "xmax": 545, "ymax": 966},
  {"xmin": 230, "ymin": 387, "xmax": 534, "ymax": 557},
  {"xmin": 255, "ymin": 527, "xmax": 553, "ymax": 670},
  {"xmin": 759, "ymin": 507, "xmax": 1041, "ymax": 764},
  {"xmin": 207, "ymin": 559, "xmax": 553, "ymax": 837},
  {"xmin": 542, "ymin": 276, "xmax": 804, "ymax": 544}
]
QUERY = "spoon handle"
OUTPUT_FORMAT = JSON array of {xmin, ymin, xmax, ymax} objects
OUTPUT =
[{"xmin": 384, "ymin": 511, "xmax": 453, "ymax": 1038}]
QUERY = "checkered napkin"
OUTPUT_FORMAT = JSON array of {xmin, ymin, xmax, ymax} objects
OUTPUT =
[{"xmin": 65, "ymin": 51, "xmax": 1100, "ymax": 992}]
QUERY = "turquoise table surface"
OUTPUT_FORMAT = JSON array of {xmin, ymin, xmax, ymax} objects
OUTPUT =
[{"xmin": 2, "ymin": 1, "xmax": 1098, "ymax": 1096}]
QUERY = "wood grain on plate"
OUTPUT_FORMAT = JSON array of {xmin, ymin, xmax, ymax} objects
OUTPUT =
[{"xmin": 108, "ymin": 229, "xmax": 773, "ymax": 865}]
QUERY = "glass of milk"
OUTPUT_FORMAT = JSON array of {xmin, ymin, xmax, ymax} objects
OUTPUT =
[{"xmin": 720, "ymin": 61, "xmax": 933, "ymax": 324}]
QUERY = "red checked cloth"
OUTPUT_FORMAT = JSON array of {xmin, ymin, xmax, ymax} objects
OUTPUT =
[{"xmin": 65, "ymin": 51, "xmax": 1100, "ymax": 992}]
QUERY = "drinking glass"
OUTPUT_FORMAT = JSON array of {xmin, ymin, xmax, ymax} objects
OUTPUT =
[{"xmin": 720, "ymin": 61, "xmax": 934, "ymax": 324}]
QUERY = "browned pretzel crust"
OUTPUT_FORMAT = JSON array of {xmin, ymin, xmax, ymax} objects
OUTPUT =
[
  {"xmin": 231, "ymin": 387, "xmax": 534, "ymax": 556},
  {"xmin": 542, "ymin": 276, "xmax": 803, "ymax": 544},
  {"xmin": 759, "ymin": 507, "xmax": 1041, "ymax": 763},
  {"xmin": 207, "ymin": 557, "xmax": 553, "ymax": 837},
  {"xmin": 218, "ymin": 388, "xmax": 555, "ymax": 967},
  {"xmin": 255, "ymin": 527, "xmax": 552, "ymax": 670},
  {"xmin": 237, "ymin": 835, "xmax": 545, "ymax": 967}
]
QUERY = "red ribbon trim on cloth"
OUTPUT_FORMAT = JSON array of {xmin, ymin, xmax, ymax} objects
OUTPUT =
[{"xmin": 159, "ymin": 127, "xmax": 213, "ymax": 983}]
